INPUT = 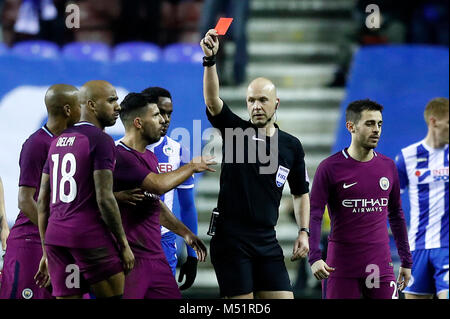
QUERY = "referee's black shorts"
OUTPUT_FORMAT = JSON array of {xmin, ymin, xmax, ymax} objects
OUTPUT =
[{"xmin": 210, "ymin": 230, "xmax": 292, "ymax": 297}]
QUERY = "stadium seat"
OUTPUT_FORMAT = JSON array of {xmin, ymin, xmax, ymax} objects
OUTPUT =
[
  {"xmin": 163, "ymin": 43, "xmax": 203, "ymax": 63},
  {"xmin": 12, "ymin": 40, "xmax": 60, "ymax": 59},
  {"xmin": 62, "ymin": 42, "xmax": 111, "ymax": 61},
  {"xmin": 113, "ymin": 42, "xmax": 161, "ymax": 62}
]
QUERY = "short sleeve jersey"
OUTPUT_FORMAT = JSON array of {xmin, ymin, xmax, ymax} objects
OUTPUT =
[
  {"xmin": 207, "ymin": 102, "xmax": 309, "ymax": 232},
  {"xmin": 43, "ymin": 122, "xmax": 117, "ymax": 248},
  {"xmin": 148, "ymin": 135, "xmax": 194, "ymax": 236},
  {"xmin": 8, "ymin": 126, "xmax": 54, "ymax": 243},
  {"xmin": 114, "ymin": 141, "xmax": 165, "ymax": 259}
]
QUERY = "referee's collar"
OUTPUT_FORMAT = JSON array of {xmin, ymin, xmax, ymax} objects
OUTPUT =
[
  {"xmin": 247, "ymin": 120, "xmax": 279, "ymax": 128},
  {"xmin": 247, "ymin": 120, "xmax": 280, "ymax": 137}
]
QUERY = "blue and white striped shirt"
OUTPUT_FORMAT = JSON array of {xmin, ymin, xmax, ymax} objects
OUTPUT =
[{"xmin": 396, "ymin": 141, "xmax": 449, "ymax": 250}]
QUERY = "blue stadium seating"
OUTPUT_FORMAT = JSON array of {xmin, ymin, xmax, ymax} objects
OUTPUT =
[
  {"xmin": 163, "ymin": 43, "xmax": 203, "ymax": 63},
  {"xmin": 12, "ymin": 40, "xmax": 60, "ymax": 59},
  {"xmin": 0, "ymin": 42, "xmax": 8, "ymax": 56},
  {"xmin": 62, "ymin": 42, "xmax": 111, "ymax": 61},
  {"xmin": 113, "ymin": 42, "xmax": 162, "ymax": 62}
]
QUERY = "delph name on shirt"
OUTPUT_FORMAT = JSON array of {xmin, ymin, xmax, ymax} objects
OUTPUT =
[{"xmin": 56, "ymin": 136, "xmax": 76, "ymax": 147}]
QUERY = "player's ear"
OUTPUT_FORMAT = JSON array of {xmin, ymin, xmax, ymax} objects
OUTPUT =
[
  {"xmin": 133, "ymin": 117, "xmax": 142, "ymax": 129},
  {"xmin": 346, "ymin": 121, "xmax": 355, "ymax": 133},
  {"xmin": 429, "ymin": 116, "xmax": 437, "ymax": 127},
  {"xmin": 275, "ymin": 99, "xmax": 280, "ymax": 109},
  {"xmin": 87, "ymin": 99, "xmax": 95, "ymax": 111},
  {"xmin": 63, "ymin": 104, "xmax": 71, "ymax": 117}
]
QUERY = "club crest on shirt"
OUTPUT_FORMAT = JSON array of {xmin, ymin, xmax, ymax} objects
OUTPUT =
[
  {"xmin": 276, "ymin": 165, "xmax": 290, "ymax": 187},
  {"xmin": 379, "ymin": 177, "xmax": 390, "ymax": 190},
  {"xmin": 22, "ymin": 288, "xmax": 33, "ymax": 299},
  {"xmin": 163, "ymin": 145, "xmax": 176, "ymax": 156}
]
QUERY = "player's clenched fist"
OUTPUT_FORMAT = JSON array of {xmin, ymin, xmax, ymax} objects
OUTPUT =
[
  {"xmin": 200, "ymin": 29, "xmax": 219, "ymax": 57},
  {"xmin": 311, "ymin": 259, "xmax": 335, "ymax": 280}
]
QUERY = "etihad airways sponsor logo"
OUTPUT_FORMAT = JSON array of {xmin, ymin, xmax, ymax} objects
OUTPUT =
[{"xmin": 342, "ymin": 198, "xmax": 388, "ymax": 213}]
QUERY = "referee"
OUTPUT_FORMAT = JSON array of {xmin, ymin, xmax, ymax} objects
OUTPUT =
[{"xmin": 200, "ymin": 29, "xmax": 311, "ymax": 299}]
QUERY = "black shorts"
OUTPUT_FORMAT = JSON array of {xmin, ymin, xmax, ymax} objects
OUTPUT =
[{"xmin": 210, "ymin": 231, "xmax": 292, "ymax": 297}]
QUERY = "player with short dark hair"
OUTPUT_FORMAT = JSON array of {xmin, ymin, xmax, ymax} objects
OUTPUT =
[
  {"xmin": 309, "ymin": 99, "xmax": 413, "ymax": 299},
  {"xmin": 142, "ymin": 86, "xmax": 200, "ymax": 290},
  {"xmin": 200, "ymin": 29, "xmax": 311, "ymax": 299},
  {"xmin": 115, "ymin": 92, "xmax": 211, "ymax": 298},
  {"xmin": 35, "ymin": 80, "xmax": 135, "ymax": 299},
  {"xmin": 396, "ymin": 97, "xmax": 449, "ymax": 299},
  {"xmin": 142, "ymin": 86, "xmax": 172, "ymax": 101},
  {"xmin": 0, "ymin": 84, "xmax": 80, "ymax": 299}
]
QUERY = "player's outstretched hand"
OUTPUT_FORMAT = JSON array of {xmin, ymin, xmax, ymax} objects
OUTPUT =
[
  {"xmin": 34, "ymin": 256, "xmax": 51, "ymax": 288},
  {"xmin": 200, "ymin": 29, "xmax": 219, "ymax": 57},
  {"xmin": 120, "ymin": 244, "xmax": 135, "ymax": 275},
  {"xmin": 114, "ymin": 188, "xmax": 145, "ymax": 206},
  {"xmin": 397, "ymin": 267, "xmax": 411, "ymax": 291},
  {"xmin": 311, "ymin": 259, "xmax": 335, "ymax": 280},
  {"xmin": 190, "ymin": 156, "xmax": 217, "ymax": 173},
  {"xmin": 291, "ymin": 231, "xmax": 309, "ymax": 261},
  {"xmin": 178, "ymin": 256, "xmax": 198, "ymax": 290},
  {"xmin": 184, "ymin": 233, "xmax": 207, "ymax": 262}
]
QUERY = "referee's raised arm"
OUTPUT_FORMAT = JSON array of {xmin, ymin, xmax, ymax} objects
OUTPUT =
[{"xmin": 200, "ymin": 29, "xmax": 223, "ymax": 116}]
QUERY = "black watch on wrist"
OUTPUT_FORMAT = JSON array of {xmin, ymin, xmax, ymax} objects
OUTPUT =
[
  {"xmin": 299, "ymin": 227, "xmax": 310, "ymax": 237},
  {"xmin": 202, "ymin": 55, "xmax": 216, "ymax": 67}
]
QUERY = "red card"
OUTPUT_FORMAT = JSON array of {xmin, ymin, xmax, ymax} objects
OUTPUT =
[{"xmin": 214, "ymin": 18, "xmax": 233, "ymax": 35}]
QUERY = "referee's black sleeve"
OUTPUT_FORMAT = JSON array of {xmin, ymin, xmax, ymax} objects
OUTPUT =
[{"xmin": 287, "ymin": 139, "xmax": 310, "ymax": 195}]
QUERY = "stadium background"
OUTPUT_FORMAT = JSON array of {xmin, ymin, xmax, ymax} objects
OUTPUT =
[{"xmin": 0, "ymin": 0, "xmax": 448, "ymax": 299}]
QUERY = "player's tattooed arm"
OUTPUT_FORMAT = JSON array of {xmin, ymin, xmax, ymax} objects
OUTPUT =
[
  {"xmin": 159, "ymin": 200, "xmax": 207, "ymax": 262},
  {"xmin": 94, "ymin": 170, "xmax": 128, "ymax": 246},
  {"xmin": 94, "ymin": 169, "xmax": 135, "ymax": 273}
]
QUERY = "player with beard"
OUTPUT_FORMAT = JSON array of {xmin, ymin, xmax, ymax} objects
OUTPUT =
[
  {"xmin": 309, "ymin": 99, "xmax": 412, "ymax": 299},
  {"xmin": 114, "ymin": 93, "xmax": 211, "ymax": 298},
  {"xmin": 142, "ymin": 87, "xmax": 200, "ymax": 291}
]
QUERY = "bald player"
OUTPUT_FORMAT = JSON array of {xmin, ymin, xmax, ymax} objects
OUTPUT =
[
  {"xmin": 35, "ymin": 80, "xmax": 134, "ymax": 299},
  {"xmin": 200, "ymin": 30, "xmax": 310, "ymax": 299},
  {"xmin": 0, "ymin": 84, "xmax": 80, "ymax": 299}
]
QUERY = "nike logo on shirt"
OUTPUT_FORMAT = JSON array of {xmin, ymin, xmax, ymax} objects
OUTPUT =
[
  {"xmin": 252, "ymin": 135, "xmax": 265, "ymax": 142},
  {"xmin": 343, "ymin": 182, "xmax": 357, "ymax": 189}
]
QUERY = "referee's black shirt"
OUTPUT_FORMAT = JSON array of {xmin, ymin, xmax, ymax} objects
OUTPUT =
[{"xmin": 207, "ymin": 101, "xmax": 309, "ymax": 235}]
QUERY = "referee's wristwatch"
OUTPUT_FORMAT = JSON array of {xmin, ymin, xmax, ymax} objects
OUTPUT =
[{"xmin": 299, "ymin": 227, "xmax": 310, "ymax": 237}]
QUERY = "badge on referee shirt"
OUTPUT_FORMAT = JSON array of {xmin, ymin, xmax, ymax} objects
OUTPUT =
[{"xmin": 276, "ymin": 165, "xmax": 290, "ymax": 187}]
